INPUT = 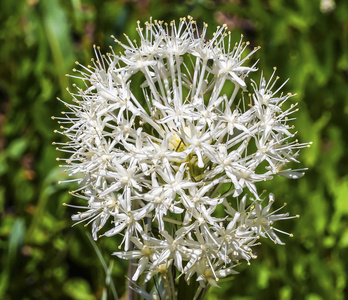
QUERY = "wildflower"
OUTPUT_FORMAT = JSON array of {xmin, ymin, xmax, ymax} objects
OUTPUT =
[
  {"xmin": 55, "ymin": 16, "xmax": 309, "ymax": 290},
  {"xmin": 320, "ymin": 0, "xmax": 336, "ymax": 13}
]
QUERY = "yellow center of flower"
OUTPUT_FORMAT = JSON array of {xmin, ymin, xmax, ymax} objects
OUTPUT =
[
  {"xmin": 141, "ymin": 245, "xmax": 151, "ymax": 256},
  {"xmin": 168, "ymin": 132, "xmax": 186, "ymax": 152},
  {"xmin": 204, "ymin": 269, "xmax": 213, "ymax": 278}
]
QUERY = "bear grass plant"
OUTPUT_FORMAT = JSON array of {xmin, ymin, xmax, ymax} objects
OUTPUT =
[{"xmin": 54, "ymin": 16, "xmax": 310, "ymax": 300}]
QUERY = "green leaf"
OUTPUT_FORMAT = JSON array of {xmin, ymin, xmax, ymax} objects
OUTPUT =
[
  {"xmin": 7, "ymin": 138, "xmax": 28, "ymax": 159},
  {"xmin": 63, "ymin": 278, "xmax": 96, "ymax": 300},
  {"xmin": 8, "ymin": 218, "xmax": 25, "ymax": 263},
  {"xmin": 40, "ymin": 0, "xmax": 75, "ymax": 93}
]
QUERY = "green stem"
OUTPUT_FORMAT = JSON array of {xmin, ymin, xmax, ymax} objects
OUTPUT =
[
  {"xmin": 177, "ymin": 274, "xmax": 207, "ymax": 300},
  {"xmin": 127, "ymin": 247, "xmax": 138, "ymax": 300},
  {"xmin": 166, "ymin": 267, "xmax": 176, "ymax": 300}
]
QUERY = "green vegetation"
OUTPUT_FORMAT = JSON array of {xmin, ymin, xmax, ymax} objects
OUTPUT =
[{"xmin": 1, "ymin": 0, "xmax": 347, "ymax": 299}]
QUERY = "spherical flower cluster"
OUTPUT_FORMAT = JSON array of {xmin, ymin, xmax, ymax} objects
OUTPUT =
[{"xmin": 54, "ymin": 16, "xmax": 309, "ymax": 288}]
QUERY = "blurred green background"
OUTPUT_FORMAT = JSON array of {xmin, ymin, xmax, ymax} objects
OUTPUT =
[{"xmin": 1, "ymin": 0, "xmax": 348, "ymax": 299}]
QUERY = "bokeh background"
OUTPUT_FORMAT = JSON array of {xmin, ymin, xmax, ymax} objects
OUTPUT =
[{"xmin": 1, "ymin": 0, "xmax": 348, "ymax": 299}]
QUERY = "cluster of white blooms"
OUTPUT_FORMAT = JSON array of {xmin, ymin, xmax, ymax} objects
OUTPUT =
[
  {"xmin": 54, "ymin": 16, "xmax": 309, "ymax": 289},
  {"xmin": 320, "ymin": 0, "xmax": 336, "ymax": 13}
]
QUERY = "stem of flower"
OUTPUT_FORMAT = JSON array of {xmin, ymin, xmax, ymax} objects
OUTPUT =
[
  {"xmin": 162, "ymin": 216, "xmax": 183, "ymax": 226},
  {"xmin": 127, "ymin": 244, "xmax": 138, "ymax": 300}
]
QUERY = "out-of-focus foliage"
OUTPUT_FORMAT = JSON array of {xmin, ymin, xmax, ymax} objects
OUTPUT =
[{"xmin": 0, "ymin": 0, "xmax": 347, "ymax": 299}]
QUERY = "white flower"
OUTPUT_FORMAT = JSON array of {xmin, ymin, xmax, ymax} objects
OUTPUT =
[
  {"xmin": 55, "ymin": 16, "xmax": 309, "ymax": 289},
  {"xmin": 320, "ymin": 0, "xmax": 336, "ymax": 13}
]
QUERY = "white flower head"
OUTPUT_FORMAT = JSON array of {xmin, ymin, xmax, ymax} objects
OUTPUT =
[{"xmin": 55, "ymin": 16, "xmax": 309, "ymax": 288}]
